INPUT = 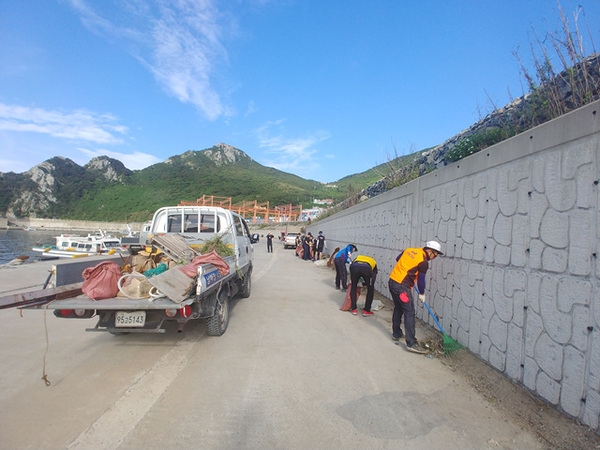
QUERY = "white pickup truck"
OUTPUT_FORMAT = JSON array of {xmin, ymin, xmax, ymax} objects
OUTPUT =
[{"xmin": 32, "ymin": 206, "xmax": 256, "ymax": 336}]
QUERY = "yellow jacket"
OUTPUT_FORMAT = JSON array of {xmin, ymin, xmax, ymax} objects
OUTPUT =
[{"xmin": 352, "ymin": 255, "xmax": 377, "ymax": 271}]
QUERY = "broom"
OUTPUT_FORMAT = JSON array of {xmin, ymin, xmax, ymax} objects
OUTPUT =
[{"xmin": 416, "ymin": 288, "xmax": 463, "ymax": 355}]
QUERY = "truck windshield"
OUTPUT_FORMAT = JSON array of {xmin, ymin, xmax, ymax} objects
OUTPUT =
[{"xmin": 152, "ymin": 208, "xmax": 224, "ymax": 234}]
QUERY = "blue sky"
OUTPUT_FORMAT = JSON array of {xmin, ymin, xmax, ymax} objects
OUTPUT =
[{"xmin": 1, "ymin": 0, "xmax": 598, "ymax": 183}]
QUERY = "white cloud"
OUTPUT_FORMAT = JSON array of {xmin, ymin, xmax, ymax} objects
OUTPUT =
[
  {"xmin": 0, "ymin": 157, "xmax": 31, "ymax": 174},
  {"xmin": 0, "ymin": 103, "xmax": 128, "ymax": 144},
  {"xmin": 254, "ymin": 120, "xmax": 331, "ymax": 176},
  {"xmin": 0, "ymin": 103, "xmax": 152, "ymax": 173},
  {"xmin": 244, "ymin": 100, "xmax": 258, "ymax": 117},
  {"xmin": 66, "ymin": 0, "xmax": 231, "ymax": 121},
  {"xmin": 79, "ymin": 147, "xmax": 161, "ymax": 170}
]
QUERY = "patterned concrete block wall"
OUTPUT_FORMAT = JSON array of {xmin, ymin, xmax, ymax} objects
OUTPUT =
[{"xmin": 308, "ymin": 101, "xmax": 600, "ymax": 432}]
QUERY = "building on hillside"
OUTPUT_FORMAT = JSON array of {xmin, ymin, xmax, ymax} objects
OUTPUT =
[
  {"xmin": 301, "ymin": 208, "xmax": 323, "ymax": 221},
  {"xmin": 313, "ymin": 198, "xmax": 334, "ymax": 205}
]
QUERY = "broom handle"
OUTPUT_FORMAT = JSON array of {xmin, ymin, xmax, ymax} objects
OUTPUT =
[
  {"xmin": 423, "ymin": 300, "xmax": 446, "ymax": 334},
  {"xmin": 413, "ymin": 286, "xmax": 446, "ymax": 334}
]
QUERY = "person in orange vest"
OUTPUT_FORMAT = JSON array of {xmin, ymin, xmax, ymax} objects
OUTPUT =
[
  {"xmin": 349, "ymin": 255, "xmax": 378, "ymax": 316},
  {"xmin": 388, "ymin": 241, "xmax": 443, "ymax": 354}
]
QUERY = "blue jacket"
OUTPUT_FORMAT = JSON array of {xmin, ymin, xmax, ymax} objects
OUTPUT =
[{"xmin": 335, "ymin": 244, "xmax": 355, "ymax": 264}]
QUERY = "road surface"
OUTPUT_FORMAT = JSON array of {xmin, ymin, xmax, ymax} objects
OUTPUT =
[{"xmin": 1, "ymin": 240, "xmax": 550, "ymax": 449}]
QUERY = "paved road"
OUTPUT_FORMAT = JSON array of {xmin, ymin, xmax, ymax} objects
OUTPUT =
[{"xmin": 0, "ymin": 241, "xmax": 545, "ymax": 449}]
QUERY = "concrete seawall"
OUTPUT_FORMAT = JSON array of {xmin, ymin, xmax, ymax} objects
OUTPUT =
[
  {"xmin": 2, "ymin": 218, "xmax": 144, "ymax": 233},
  {"xmin": 308, "ymin": 100, "xmax": 600, "ymax": 432}
]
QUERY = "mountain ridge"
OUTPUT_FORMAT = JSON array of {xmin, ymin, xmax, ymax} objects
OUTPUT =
[{"xmin": 0, "ymin": 143, "xmax": 359, "ymax": 221}]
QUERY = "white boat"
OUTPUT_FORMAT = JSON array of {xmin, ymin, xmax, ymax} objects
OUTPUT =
[{"xmin": 32, "ymin": 230, "xmax": 127, "ymax": 259}]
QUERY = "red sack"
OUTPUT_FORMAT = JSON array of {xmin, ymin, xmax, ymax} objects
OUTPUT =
[
  {"xmin": 179, "ymin": 250, "xmax": 230, "ymax": 278},
  {"xmin": 340, "ymin": 283, "xmax": 361, "ymax": 311},
  {"xmin": 82, "ymin": 261, "xmax": 122, "ymax": 300}
]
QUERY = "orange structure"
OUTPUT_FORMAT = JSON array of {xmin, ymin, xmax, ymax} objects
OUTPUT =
[
  {"xmin": 179, "ymin": 195, "xmax": 302, "ymax": 223},
  {"xmin": 179, "ymin": 195, "xmax": 232, "ymax": 209}
]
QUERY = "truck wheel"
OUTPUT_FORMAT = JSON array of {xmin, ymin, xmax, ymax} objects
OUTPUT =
[
  {"xmin": 206, "ymin": 292, "xmax": 230, "ymax": 336},
  {"xmin": 240, "ymin": 267, "xmax": 252, "ymax": 298}
]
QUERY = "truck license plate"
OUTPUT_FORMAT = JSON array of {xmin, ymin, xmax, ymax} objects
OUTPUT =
[{"xmin": 115, "ymin": 311, "xmax": 146, "ymax": 327}]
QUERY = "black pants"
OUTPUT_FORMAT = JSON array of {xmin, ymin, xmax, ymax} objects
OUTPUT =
[
  {"xmin": 350, "ymin": 262, "xmax": 376, "ymax": 311},
  {"xmin": 334, "ymin": 257, "xmax": 347, "ymax": 289},
  {"xmin": 302, "ymin": 242, "xmax": 311, "ymax": 260},
  {"xmin": 267, "ymin": 241, "xmax": 273, "ymax": 252},
  {"xmin": 388, "ymin": 279, "xmax": 417, "ymax": 346}
]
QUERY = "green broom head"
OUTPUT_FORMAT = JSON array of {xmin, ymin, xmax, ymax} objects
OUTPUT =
[{"xmin": 443, "ymin": 333, "xmax": 464, "ymax": 355}]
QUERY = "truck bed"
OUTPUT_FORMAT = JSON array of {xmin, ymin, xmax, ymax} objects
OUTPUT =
[
  {"xmin": 39, "ymin": 255, "xmax": 238, "ymax": 311},
  {"xmin": 43, "ymin": 295, "xmax": 196, "ymax": 310}
]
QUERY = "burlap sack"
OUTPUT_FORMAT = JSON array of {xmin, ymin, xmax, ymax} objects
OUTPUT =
[
  {"xmin": 82, "ymin": 261, "xmax": 121, "ymax": 300},
  {"xmin": 340, "ymin": 283, "xmax": 361, "ymax": 311},
  {"xmin": 118, "ymin": 272, "xmax": 152, "ymax": 299}
]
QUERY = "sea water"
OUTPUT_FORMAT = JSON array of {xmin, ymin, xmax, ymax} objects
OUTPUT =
[{"xmin": 0, "ymin": 229, "xmax": 61, "ymax": 264}]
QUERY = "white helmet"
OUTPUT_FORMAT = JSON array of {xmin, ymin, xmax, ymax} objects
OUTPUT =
[{"xmin": 424, "ymin": 240, "xmax": 443, "ymax": 255}]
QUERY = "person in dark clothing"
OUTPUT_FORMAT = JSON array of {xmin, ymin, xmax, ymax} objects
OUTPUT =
[
  {"xmin": 349, "ymin": 255, "xmax": 378, "ymax": 316},
  {"xmin": 334, "ymin": 244, "xmax": 357, "ymax": 292},
  {"xmin": 303, "ymin": 232, "xmax": 314, "ymax": 260},
  {"xmin": 388, "ymin": 240, "xmax": 443, "ymax": 354},
  {"xmin": 266, "ymin": 232, "xmax": 274, "ymax": 253},
  {"xmin": 315, "ymin": 231, "xmax": 326, "ymax": 261}
]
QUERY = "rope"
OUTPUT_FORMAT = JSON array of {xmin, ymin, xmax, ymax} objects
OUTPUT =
[
  {"xmin": 148, "ymin": 286, "xmax": 166, "ymax": 300},
  {"xmin": 41, "ymin": 302, "xmax": 52, "ymax": 386}
]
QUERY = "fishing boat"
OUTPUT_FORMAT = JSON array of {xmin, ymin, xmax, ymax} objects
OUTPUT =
[{"xmin": 32, "ymin": 230, "xmax": 127, "ymax": 259}]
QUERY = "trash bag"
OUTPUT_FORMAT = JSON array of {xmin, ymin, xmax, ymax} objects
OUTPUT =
[
  {"xmin": 178, "ymin": 251, "xmax": 230, "ymax": 278},
  {"xmin": 340, "ymin": 283, "xmax": 361, "ymax": 311},
  {"xmin": 82, "ymin": 261, "xmax": 122, "ymax": 300}
]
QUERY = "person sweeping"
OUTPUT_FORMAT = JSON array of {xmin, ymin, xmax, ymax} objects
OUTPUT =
[{"xmin": 387, "ymin": 240, "xmax": 443, "ymax": 354}]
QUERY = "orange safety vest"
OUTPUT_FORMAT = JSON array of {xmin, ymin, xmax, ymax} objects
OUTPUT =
[{"xmin": 389, "ymin": 247, "xmax": 428, "ymax": 287}]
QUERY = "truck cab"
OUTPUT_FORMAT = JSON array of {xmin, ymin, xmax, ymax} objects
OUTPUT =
[{"xmin": 148, "ymin": 206, "xmax": 254, "ymax": 268}]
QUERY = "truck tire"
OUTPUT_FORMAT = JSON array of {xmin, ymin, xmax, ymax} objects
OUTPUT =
[
  {"xmin": 240, "ymin": 267, "xmax": 252, "ymax": 298},
  {"xmin": 206, "ymin": 291, "xmax": 230, "ymax": 336}
]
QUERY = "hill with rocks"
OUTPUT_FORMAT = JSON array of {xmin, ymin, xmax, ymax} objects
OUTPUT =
[
  {"xmin": 0, "ymin": 144, "xmax": 345, "ymax": 221},
  {"xmin": 358, "ymin": 53, "xmax": 600, "ymax": 202}
]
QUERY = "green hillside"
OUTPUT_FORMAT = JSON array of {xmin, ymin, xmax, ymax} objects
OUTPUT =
[{"xmin": 1, "ymin": 144, "xmax": 386, "ymax": 222}]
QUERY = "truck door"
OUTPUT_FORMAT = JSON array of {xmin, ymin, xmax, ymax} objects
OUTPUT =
[{"xmin": 233, "ymin": 214, "xmax": 253, "ymax": 267}]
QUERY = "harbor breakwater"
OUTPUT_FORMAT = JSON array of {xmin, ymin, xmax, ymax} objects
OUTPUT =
[
  {"xmin": 1, "ymin": 216, "xmax": 303, "ymax": 235},
  {"xmin": 2, "ymin": 217, "xmax": 144, "ymax": 233}
]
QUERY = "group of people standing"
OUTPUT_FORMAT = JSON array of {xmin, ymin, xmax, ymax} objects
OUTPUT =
[
  {"xmin": 333, "ymin": 240, "xmax": 444, "ymax": 355},
  {"xmin": 265, "ymin": 230, "xmax": 326, "ymax": 258},
  {"xmin": 296, "ymin": 231, "xmax": 326, "ymax": 261}
]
